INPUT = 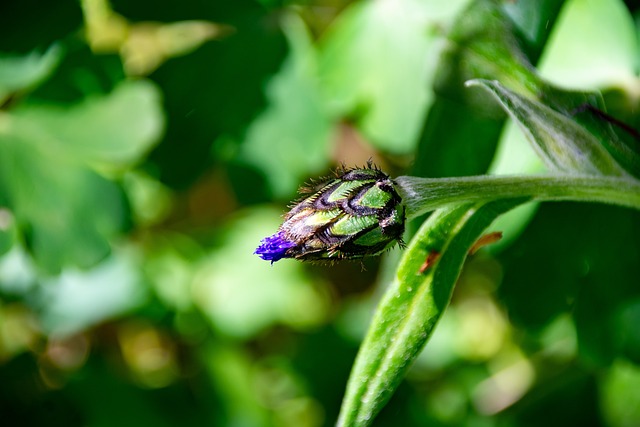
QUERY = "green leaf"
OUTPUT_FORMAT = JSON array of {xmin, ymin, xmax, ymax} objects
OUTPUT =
[
  {"xmin": 538, "ymin": 0, "xmax": 639, "ymax": 91},
  {"xmin": 0, "ymin": 80, "xmax": 164, "ymax": 271},
  {"xmin": 435, "ymin": 0, "xmax": 542, "ymax": 105},
  {"xmin": 501, "ymin": 0, "xmax": 566, "ymax": 60},
  {"xmin": 0, "ymin": 135, "xmax": 124, "ymax": 272},
  {"xmin": 614, "ymin": 299, "xmax": 640, "ymax": 364},
  {"xmin": 467, "ymin": 79, "xmax": 629, "ymax": 176},
  {"xmin": 412, "ymin": 0, "xmax": 561, "ymax": 179},
  {"xmin": 0, "ymin": 45, "xmax": 62, "ymax": 104},
  {"xmin": 9, "ymin": 80, "xmax": 163, "ymax": 167},
  {"xmin": 412, "ymin": 97, "xmax": 504, "ymax": 178},
  {"xmin": 533, "ymin": 0, "xmax": 640, "ymax": 178},
  {"xmin": 497, "ymin": 202, "xmax": 640, "ymax": 367},
  {"xmin": 37, "ymin": 250, "xmax": 146, "ymax": 337},
  {"xmin": 318, "ymin": 0, "xmax": 471, "ymax": 154},
  {"xmin": 0, "ymin": 209, "xmax": 16, "ymax": 257},
  {"xmin": 600, "ymin": 360, "xmax": 640, "ymax": 427},
  {"xmin": 239, "ymin": 15, "xmax": 333, "ymax": 197},
  {"xmin": 337, "ymin": 199, "xmax": 523, "ymax": 427}
]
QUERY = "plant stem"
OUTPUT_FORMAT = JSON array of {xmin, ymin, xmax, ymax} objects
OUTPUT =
[{"xmin": 395, "ymin": 174, "xmax": 640, "ymax": 219}]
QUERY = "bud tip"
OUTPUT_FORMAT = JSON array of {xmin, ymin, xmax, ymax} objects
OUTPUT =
[{"xmin": 254, "ymin": 230, "xmax": 297, "ymax": 264}]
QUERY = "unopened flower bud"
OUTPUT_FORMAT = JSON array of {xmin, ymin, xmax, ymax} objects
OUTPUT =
[{"xmin": 255, "ymin": 164, "xmax": 406, "ymax": 263}]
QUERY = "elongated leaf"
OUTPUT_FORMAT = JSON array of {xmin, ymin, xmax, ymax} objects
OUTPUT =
[
  {"xmin": 535, "ymin": 0, "xmax": 640, "ymax": 178},
  {"xmin": 337, "ymin": 199, "xmax": 523, "ymax": 427},
  {"xmin": 467, "ymin": 79, "xmax": 629, "ymax": 177}
]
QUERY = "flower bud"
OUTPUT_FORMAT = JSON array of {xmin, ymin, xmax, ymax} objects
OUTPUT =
[{"xmin": 255, "ymin": 164, "xmax": 406, "ymax": 263}]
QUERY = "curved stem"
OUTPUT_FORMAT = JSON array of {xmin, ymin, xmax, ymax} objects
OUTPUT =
[{"xmin": 395, "ymin": 174, "xmax": 640, "ymax": 219}]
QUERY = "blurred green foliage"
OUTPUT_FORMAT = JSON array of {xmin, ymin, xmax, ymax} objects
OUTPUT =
[{"xmin": 0, "ymin": 0, "xmax": 639, "ymax": 426}]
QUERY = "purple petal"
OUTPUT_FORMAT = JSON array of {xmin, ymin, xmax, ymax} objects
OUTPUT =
[{"xmin": 254, "ymin": 231, "xmax": 297, "ymax": 263}]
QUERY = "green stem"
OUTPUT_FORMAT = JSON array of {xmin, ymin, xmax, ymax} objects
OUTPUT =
[{"xmin": 395, "ymin": 174, "xmax": 640, "ymax": 219}]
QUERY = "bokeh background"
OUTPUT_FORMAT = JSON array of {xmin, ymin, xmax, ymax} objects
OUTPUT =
[{"xmin": 1, "ymin": 0, "xmax": 640, "ymax": 426}]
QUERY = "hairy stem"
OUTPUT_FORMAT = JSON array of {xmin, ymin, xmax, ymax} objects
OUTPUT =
[{"xmin": 395, "ymin": 174, "xmax": 640, "ymax": 219}]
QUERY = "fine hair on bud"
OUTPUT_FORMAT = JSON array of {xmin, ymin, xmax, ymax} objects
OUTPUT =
[{"xmin": 255, "ymin": 162, "xmax": 406, "ymax": 263}]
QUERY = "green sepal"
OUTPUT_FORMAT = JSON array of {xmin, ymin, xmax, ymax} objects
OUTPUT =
[
  {"xmin": 331, "ymin": 214, "xmax": 378, "ymax": 236},
  {"xmin": 355, "ymin": 185, "xmax": 392, "ymax": 209},
  {"xmin": 328, "ymin": 180, "xmax": 372, "ymax": 203}
]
